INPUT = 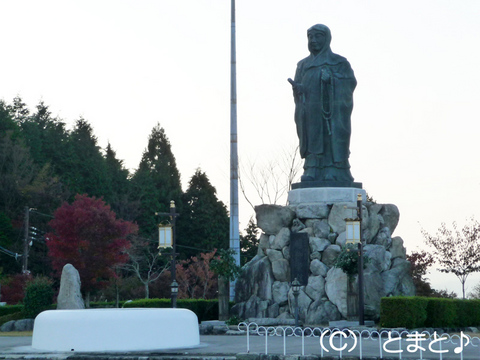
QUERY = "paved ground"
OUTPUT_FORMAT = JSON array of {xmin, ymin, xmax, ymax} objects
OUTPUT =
[{"xmin": 2, "ymin": 333, "xmax": 480, "ymax": 359}]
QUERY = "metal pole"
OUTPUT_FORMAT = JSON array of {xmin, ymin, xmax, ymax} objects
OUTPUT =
[
  {"xmin": 229, "ymin": 0, "xmax": 240, "ymax": 301},
  {"xmin": 294, "ymin": 293, "xmax": 299, "ymax": 328},
  {"xmin": 170, "ymin": 201, "xmax": 177, "ymax": 308},
  {"xmin": 22, "ymin": 206, "xmax": 30, "ymax": 274},
  {"xmin": 357, "ymin": 194, "xmax": 365, "ymax": 325}
]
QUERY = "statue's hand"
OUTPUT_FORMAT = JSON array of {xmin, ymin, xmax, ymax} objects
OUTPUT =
[
  {"xmin": 288, "ymin": 78, "xmax": 304, "ymax": 96},
  {"xmin": 321, "ymin": 69, "xmax": 331, "ymax": 82}
]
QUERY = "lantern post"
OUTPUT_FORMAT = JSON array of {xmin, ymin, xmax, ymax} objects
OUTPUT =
[
  {"xmin": 156, "ymin": 201, "xmax": 179, "ymax": 308},
  {"xmin": 291, "ymin": 277, "xmax": 301, "ymax": 327},
  {"xmin": 345, "ymin": 194, "xmax": 364, "ymax": 325}
]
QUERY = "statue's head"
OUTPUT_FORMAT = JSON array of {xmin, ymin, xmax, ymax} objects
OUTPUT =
[{"xmin": 307, "ymin": 24, "xmax": 331, "ymax": 56}]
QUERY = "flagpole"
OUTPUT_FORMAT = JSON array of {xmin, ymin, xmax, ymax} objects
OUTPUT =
[{"xmin": 229, "ymin": 0, "xmax": 240, "ymax": 301}]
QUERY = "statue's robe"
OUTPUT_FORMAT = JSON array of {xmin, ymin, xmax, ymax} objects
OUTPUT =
[{"xmin": 293, "ymin": 47, "xmax": 356, "ymax": 166}]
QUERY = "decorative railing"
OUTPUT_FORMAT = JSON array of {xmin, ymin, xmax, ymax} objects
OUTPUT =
[{"xmin": 237, "ymin": 322, "xmax": 480, "ymax": 359}]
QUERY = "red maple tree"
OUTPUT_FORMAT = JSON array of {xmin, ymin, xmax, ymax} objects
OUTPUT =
[
  {"xmin": 175, "ymin": 251, "xmax": 218, "ymax": 299},
  {"xmin": 46, "ymin": 194, "xmax": 137, "ymax": 300}
]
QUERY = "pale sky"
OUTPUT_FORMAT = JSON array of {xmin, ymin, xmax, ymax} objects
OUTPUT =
[{"xmin": 1, "ymin": 0, "xmax": 480, "ymax": 297}]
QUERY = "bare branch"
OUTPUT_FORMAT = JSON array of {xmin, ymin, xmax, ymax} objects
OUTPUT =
[
  {"xmin": 239, "ymin": 145, "xmax": 302, "ymax": 207},
  {"xmin": 120, "ymin": 236, "xmax": 169, "ymax": 299}
]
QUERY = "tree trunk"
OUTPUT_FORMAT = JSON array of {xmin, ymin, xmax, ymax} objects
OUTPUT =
[
  {"xmin": 85, "ymin": 291, "xmax": 90, "ymax": 308},
  {"xmin": 218, "ymin": 276, "xmax": 230, "ymax": 321},
  {"xmin": 145, "ymin": 282, "xmax": 150, "ymax": 299},
  {"xmin": 115, "ymin": 278, "xmax": 120, "ymax": 308}
]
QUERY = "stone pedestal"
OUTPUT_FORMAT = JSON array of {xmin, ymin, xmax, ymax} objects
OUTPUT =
[
  {"xmin": 288, "ymin": 187, "xmax": 367, "ymax": 206},
  {"xmin": 232, "ymin": 189, "xmax": 415, "ymax": 325}
]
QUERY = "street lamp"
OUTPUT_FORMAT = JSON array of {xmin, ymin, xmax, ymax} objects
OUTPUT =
[
  {"xmin": 157, "ymin": 224, "xmax": 172, "ymax": 249},
  {"xmin": 155, "ymin": 200, "xmax": 179, "ymax": 308},
  {"xmin": 345, "ymin": 219, "xmax": 361, "ymax": 245},
  {"xmin": 291, "ymin": 277, "xmax": 301, "ymax": 328},
  {"xmin": 170, "ymin": 280, "xmax": 179, "ymax": 308},
  {"xmin": 345, "ymin": 194, "xmax": 365, "ymax": 325}
]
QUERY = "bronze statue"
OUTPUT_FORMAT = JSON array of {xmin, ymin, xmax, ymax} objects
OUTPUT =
[{"xmin": 289, "ymin": 24, "xmax": 356, "ymax": 184}]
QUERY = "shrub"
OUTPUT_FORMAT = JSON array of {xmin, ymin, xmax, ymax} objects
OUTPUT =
[
  {"xmin": 0, "ymin": 311, "xmax": 23, "ymax": 326},
  {"xmin": 0, "ymin": 304, "xmax": 23, "ymax": 317},
  {"xmin": 381, "ymin": 296, "xmax": 480, "ymax": 328},
  {"xmin": 334, "ymin": 244, "xmax": 368, "ymax": 276},
  {"xmin": 380, "ymin": 296, "xmax": 428, "ymax": 328},
  {"xmin": 89, "ymin": 301, "xmax": 117, "ymax": 308},
  {"xmin": 123, "ymin": 298, "xmax": 224, "ymax": 322},
  {"xmin": 225, "ymin": 315, "xmax": 242, "ymax": 326},
  {"xmin": 0, "ymin": 305, "xmax": 24, "ymax": 326},
  {"xmin": 0, "ymin": 273, "xmax": 32, "ymax": 304},
  {"xmin": 23, "ymin": 276, "xmax": 54, "ymax": 319},
  {"xmin": 425, "ymin": 298, "xmax": 456, "ymax": 328},
  {"xmin": 454, "ymin": 299, "xmax": 470, "ymax": 327},
  {"xmin": 468, "ymin": 299, "xmax": 480, "ymax": 326}
]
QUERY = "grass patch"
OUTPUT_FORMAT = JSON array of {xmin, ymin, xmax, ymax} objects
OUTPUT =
[{"xmin": 0, "ymin": 331, "xmax": 32, "ymax": 337}]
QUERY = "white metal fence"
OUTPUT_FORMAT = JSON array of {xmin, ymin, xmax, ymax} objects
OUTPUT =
[{"xmin": 237, "ymin": 322, "xmax": 480, "ymax": 359}]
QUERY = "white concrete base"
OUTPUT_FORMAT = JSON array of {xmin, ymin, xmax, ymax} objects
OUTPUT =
[
  {"xmin": 288, "ymin": 187, "xmax": 367, "ymax": 205},
  {"xmin": 32, "ymin": 308, "xmax": 200, "ymax": 352}
]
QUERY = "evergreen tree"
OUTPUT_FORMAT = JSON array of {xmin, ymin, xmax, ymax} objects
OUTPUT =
[
  {"xmin": 17, "ymin": 100, "xmax": 71, "ymax": 207},
  {"xmin": 31, "ymin": 102, "xmax": 70, "ymax": 175},
  {"xmin": 104, "ymin": 143, "xmax": 136, "ymax": 221},
  {"xmin": 240, "ymin": 218, "xmax": 259, "ymax": 266},
  {"xmin": 177, "ymin": 169, "xmax": 229, "ymax": 259},
  {"xmin": 18, "ymin": 101, "xmax": 63, "ymax": 167},
  {"xmin": 0, "ymin": 126, "xmax": 36, "ymax": 219},
  {"xmin": 0, "ymin": 212, "xmax": 21, "ymax": 274},
  {"xmin": 0, "ymin": 99, "xmax": 66, "ymax": 275},
  {"xmin": 65, "ymin": 118, "xmax": 109, "ymax": 198},
  {"xmin": 1, "ymin": 99, "xmax": 22, "ymax": 137},
  {"xmin": 7, "ymin": 96, "xmax": 30, "ymax": 123},
  {"xmin": 131, "ymin": 124, "xmax": 182, "ymax": 238}
]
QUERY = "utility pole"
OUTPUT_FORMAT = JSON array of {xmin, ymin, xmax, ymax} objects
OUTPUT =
[
  {"xmin": 229, "ymin": 0, "xmax": 240, "ymax": 301},
  {"xmin": 22, "ymin": 206, "xmax": 30, "ymax": 274}
]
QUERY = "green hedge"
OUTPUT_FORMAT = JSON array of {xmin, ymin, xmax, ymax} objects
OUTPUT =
[
  {"xmin": 425, "ymin": 298, "xmax": 456, "ymax": 327},
  {"xmin": 453, "ymin": 299, "xmax": 480, "ymax": 327},
  {"xmin": 0, "ymin": 305, "xmax": 23, "ymax": 317},
  {"xmin": 123, "ymin": 298, "xmax": 233, "ymax": 322},
  {"xmin": 381, "ymin": 297, "xmax": 480, "ymax": 328},
  {"xmin": 0, "ymin": 312, "xmax": 24, "ymax": 326},
  {"xmin": 0, "ymin": 305, "xmax": 24, "ymax": 326},
  {"xmin": 89, "ymin": 301, "xmax": 131, "ymax": 308},
  {"xmin": 380, "ymin": 296, "xmax": 428, "ymax": 328}
]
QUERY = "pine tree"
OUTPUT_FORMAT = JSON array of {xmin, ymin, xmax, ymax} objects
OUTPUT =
[
  {"xmin": 7, "ymin": 96, "xmax": 30, "ymax": 123},
  {"xmin": 65, "ymin": 118, "xmax": 109, "ymax": 198},
  {"xmin": 104, "ymin": 143, "xmax": 136, "ymax": 221},
  {"xmin": 240, "ymin": 218, "xmax": 259, "ymax": 266},
  {"xmin": 131, "ymin": 124, "xmax": 182, "ymax": 238},
  {"xmin": 0, "ymin": 212, "xmax": 21, "ymax": 274},
  {"xmin": 177, "ymin": 169, "xmax": 229, "ymax": 259}
]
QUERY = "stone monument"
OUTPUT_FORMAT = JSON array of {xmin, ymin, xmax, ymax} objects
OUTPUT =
[
  {"xmin": 57, "ymin": 263, "xmax": 85, "ymax": 310},
  {"xmin": 232, "ymin": 24, "xmax": 414, "ymax": 324}
]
